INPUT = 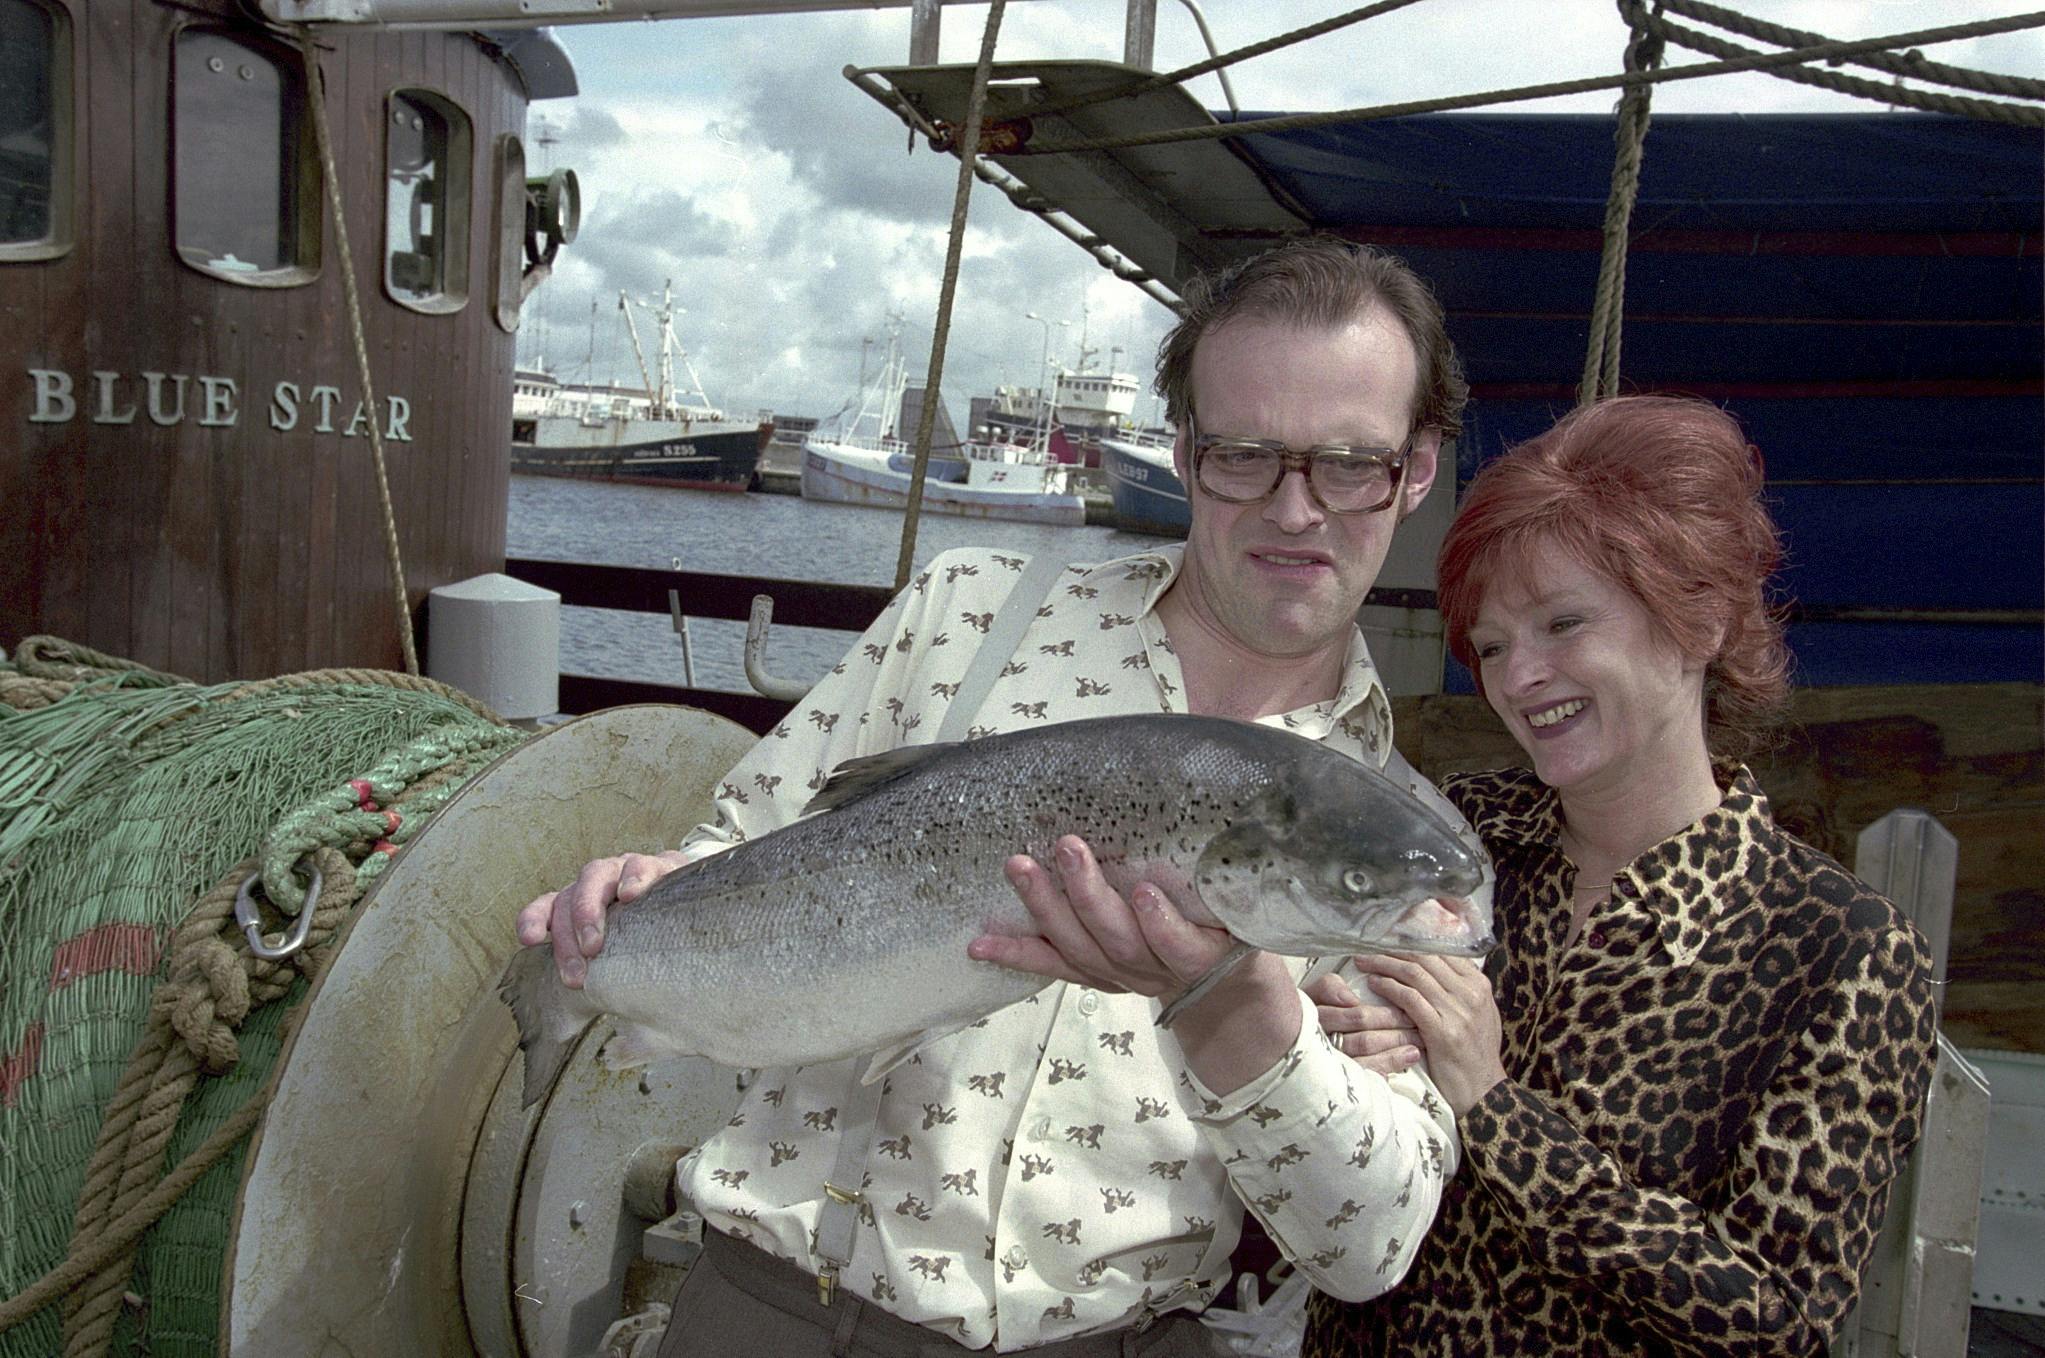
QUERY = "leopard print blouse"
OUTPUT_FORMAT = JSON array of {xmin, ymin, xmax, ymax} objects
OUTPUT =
[{"xmin": 1303, "ymin": 764, "xmax": 1938, "ymax": 1358}]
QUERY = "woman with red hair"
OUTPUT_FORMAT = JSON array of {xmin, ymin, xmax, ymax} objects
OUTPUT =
[{"xmin": 1304, "ymin": 395, "xmax": 1938, "ymax": 1356}]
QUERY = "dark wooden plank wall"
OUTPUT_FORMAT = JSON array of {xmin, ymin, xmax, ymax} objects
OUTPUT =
[
  {"xmin": 1391, "ymin": 686, "xmax": 2045, "ymax": 1057},
  {"xmin": 1, "ymin": 0, "xmax": 520, "ymax": 683}
]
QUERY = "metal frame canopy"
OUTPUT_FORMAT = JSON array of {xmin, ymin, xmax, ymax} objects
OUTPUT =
[{"xmin": 851, "ymin": 59, "xmax": 1312, "ymax": 307}]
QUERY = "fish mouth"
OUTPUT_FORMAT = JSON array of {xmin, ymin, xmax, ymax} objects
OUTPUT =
[{"xmin": 1358, "ymin": 892, "xmax": 1496, "ymax": 958}]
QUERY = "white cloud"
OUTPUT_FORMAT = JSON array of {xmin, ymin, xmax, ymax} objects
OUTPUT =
[{"xmin": 520, "ymin": 0, "xmax": 2041, "ymax": 426}]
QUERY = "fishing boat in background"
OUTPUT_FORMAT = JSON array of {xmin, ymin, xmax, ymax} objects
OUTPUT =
[
  {"xmin": 973, "ymin": 362, "xmax": 1148, "ymax": 469},
  {"xmin": 1097, "ymin": 430, "xmax": 1188, "ymax": 537},
  {"xmin": 801, "ymin": 321, "xmax": 1088, "ymax": 525},
  {"xmin": 509, "ymin": 283, "xmax": 771, "ymax": 490}
]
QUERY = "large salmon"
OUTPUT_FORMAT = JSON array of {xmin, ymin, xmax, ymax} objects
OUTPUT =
[{"xmin": 499, "ymin": 714, "xmax": 1489, "ymax": 1107}]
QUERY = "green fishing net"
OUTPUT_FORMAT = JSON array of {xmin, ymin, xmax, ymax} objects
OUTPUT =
[{"xmin": 0, "ymin": 648, "xmax": 525, "ymax": 1356}]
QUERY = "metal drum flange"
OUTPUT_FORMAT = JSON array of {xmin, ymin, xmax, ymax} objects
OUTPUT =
[{"xmin": 223, "ymin": 704, "xmax": 757, "ymax": 1356}]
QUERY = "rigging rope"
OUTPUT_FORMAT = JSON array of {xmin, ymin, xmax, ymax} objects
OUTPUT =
[
  {"xmin": 1579, "ymin": 0, "xmax": 1663, "ymax": 408},
  {"xmin": 1657, "ymin": 0, "xmax": 2045, "ymax": 101},
  {"xmin": 1641, "ymin": 9, "xmax": 2045, "ymax": 120},
  {"xmin": 893, "ymin": 0, "xmax": 1007, "ymax": 593},
  {"xmin": 298, "ymin": 29, "xmax": 421, "ymax": 677},
  {"xmin": 1003, "ymin": 9, "xmax": 2045, "ymax": 156},
  {"xmin": 1018, "ymin": 0, "xmax": 1428, "ymax": 126}
]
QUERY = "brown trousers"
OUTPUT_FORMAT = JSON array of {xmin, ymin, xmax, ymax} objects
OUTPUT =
[{"xmin": 656, "ymin": 1231, "xmax": 1221, "ymax": 1358}]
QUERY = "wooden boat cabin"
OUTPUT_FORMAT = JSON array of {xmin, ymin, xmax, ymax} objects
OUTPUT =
[{"xmin": 1, "ymin": 0, "xmax": 577, "ymax": 682}]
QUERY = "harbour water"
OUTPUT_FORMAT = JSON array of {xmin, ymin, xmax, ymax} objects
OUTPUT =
[{"xmin": 506, "ymin": 476, "xmax": 1165, "ymax": 697}]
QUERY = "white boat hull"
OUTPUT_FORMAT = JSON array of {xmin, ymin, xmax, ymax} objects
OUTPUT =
[{"xmin": 800, "ymin": 443, "xmax": 1088, "ymax": 526}]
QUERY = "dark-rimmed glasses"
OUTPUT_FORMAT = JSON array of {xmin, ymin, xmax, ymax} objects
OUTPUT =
[{"xmin": 1187, "ymin": 415, "xmax": 1410, "ymax": 514}]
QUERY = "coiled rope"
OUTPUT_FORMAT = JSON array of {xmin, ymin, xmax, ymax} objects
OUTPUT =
[{"xmin": 0, "ymin": 648, "xmax": 523, "ymax": 1353}]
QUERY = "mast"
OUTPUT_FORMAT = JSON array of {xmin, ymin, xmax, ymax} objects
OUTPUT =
[{"xmin": 619, "ymin": 291, "xmax": 659, "ymax": 413}]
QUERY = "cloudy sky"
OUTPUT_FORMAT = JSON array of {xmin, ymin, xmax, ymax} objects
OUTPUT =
[{"xmin": 516, "ymin": 0, "xmax": 2041, "ymax": 429}]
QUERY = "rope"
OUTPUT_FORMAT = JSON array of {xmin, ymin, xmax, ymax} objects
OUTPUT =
[
  {"xmin": 1004, "ymin": 9, "xmax": 2045, "ymax": 155},
  {"xmin": 1018, "ymin": 0, "xmax": 1427, "ymax": 126},
  {"xmin": 0, "ymin": 675, "xmax": 79, "ymax": 712},
  {"xmin": 0, "ymin": 1101, "xmax": 265, "ymax": 1340},
  {"xmin": 892, "ymin": 0, "xmax": 1007, "ymax": 594},
  {"xmin": 1642, "ymin": 10, "xmax": 2045, "ymax": 120},
  {"xmin": 1657, "ymin": 0, "xmax": 2045, "ymax": 101},
  {"xmin": 53, "ymin": 848, "xmax": 366, "ymax": 1355},
  {"xmin": 1579, "ymin": 0, "xmax": 1663, "ymax": 408},
  {"xmin": 7, "ymin": 638, "xmax": 182, "ymax": 687},
  {"xmin": 298, "ymin": 30, "xmax": 420, "ymax": 676},
  {"xmin": 215, "ymin": 668, "xmax": 507, "ymax": 725}
]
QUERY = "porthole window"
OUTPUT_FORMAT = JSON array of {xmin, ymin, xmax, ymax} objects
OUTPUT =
[
  {"xmin": 384, "ymin": 88, "xmax": 471, "ymax": 313},
  {"xmin": 173, "ymin": 27, "xmax": 319, "ymax": 285},
  {"xmin": 0, "ymin": 0, "xmax": 72, "ymax": 261},
  {"xmin": 491, "ymin": 132, "xmax": 526, "ymax": 332}
]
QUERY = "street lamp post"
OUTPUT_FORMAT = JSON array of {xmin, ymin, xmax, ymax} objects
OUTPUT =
[{"xmin": 1023, "ymin": 311, "xmax": 1069, "ymax": 455}]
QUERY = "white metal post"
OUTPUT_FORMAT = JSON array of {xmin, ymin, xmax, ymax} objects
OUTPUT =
[
  {"xmin": 1124, "ymin": 0, "xmax": 1156, "ymax": 69},
  {"xmin": 1834, "ymin": 809, "xmax": 1989, "ymax": 1358}
]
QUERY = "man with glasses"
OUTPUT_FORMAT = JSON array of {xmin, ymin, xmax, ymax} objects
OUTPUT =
[{"xmin": 520, "ymin": 237, "xmax": 1478, "ymax": 1357}]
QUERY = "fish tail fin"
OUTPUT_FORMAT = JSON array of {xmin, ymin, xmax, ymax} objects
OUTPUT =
[{"xmin": 497, "ymin": 945, "xmax": 595, "ymax": 1110}]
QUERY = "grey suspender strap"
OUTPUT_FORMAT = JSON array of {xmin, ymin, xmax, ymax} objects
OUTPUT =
[
  {"xmin": 811, "ymin": 552, "xmax": 1068, "ymax": 1306},
  {"xmin": 936, "ymin": 552, "xmax": 1069, "ymax": 744}
]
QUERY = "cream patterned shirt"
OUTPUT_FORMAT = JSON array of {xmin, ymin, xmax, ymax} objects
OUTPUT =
[{"xmin": 673, "ymin": 546, "xmax": 1466, "ymax": 1352}]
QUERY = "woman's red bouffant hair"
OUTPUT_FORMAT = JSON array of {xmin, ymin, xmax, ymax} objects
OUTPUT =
[{"xmin": 1438, "ymin": 395, "xmax": 1792, "ymax": 757}]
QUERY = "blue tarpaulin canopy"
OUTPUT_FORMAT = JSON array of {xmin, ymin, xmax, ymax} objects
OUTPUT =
[{"xmin": 861, "ymin": 61, "xmax": 2041, "ymax": 686}]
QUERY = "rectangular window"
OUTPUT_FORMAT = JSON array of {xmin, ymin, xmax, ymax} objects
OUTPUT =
[
  {"xmin": 174, "ymin": 27, "xmax": 319, "ymax": 284},
  {"xmin": 384, "ymin": 88, "xmax": 471, "ymax": 314},
  {"xmin": 0, "ymin": 0, "xmax": 71, "ymax": 260}
]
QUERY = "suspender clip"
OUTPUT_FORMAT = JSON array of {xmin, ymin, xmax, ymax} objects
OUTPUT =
[{"xmin": 816, "ymin": 1265, "xmax": 838, "ymax": 1307}]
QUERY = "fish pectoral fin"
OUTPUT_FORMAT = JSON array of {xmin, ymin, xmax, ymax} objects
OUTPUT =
[
  {"xmin": 603, "ymin": 1021, "xmax": 693, "ymax": 1071},
  {"xmin": 858, "ymin": 1024, "xmax": 968, "ymax": 1085},
  {"xmin": 801, "ymin": 742, "xmax": 956, "ymax": 816}
]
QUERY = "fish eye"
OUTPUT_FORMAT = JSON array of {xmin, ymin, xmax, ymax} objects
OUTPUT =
[{"xmin": 1342, "ymin": 868, "xmax": 1374, "ymax": 895}]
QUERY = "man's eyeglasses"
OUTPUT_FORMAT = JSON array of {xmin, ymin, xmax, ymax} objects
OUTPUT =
[{"xmin": 1187, "ymin": 416, "xmax": 1410, "ymax": 514}]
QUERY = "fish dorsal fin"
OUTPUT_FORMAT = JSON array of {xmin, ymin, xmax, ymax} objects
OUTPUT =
[{"xmin": 800, "ymin": 742, "xmax": 957, "ymax": 816}]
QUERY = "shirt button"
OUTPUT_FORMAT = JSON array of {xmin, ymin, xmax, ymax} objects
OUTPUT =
[
  {"xmin": 1077, "ymin": 989, "xmax": 1100, "ymax": 1016},
  {"xmin": 1004, "ymin": 1245, "xmax": 1029, "ymax": 1269},
  {"xmin": 1031, "ymin": 1117, "xmax": 1054, "ymax": 1142},
  {"xmin": 1588, "ymin": 930, "xmax": 1607, "ymax": 948}
]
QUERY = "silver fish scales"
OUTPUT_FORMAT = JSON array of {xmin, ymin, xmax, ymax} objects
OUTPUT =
[{"xmin": 500, "ymin": 713, "xmax": 1489, "ymax": 1108}]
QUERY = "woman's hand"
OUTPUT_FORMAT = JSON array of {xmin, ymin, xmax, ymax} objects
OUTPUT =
[
  {"xmin": 1304, "ymin": 971, "xmax": 1425, "ymax": 1077},
  {"xmin": 1349, "ymin": 953, "xmax": 1507, "ymax": 1117}
]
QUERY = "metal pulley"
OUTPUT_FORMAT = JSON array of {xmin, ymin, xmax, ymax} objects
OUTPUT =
[{"xmin": 525, "ymin": 167, "xmax": 581, "ymax": 268}]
